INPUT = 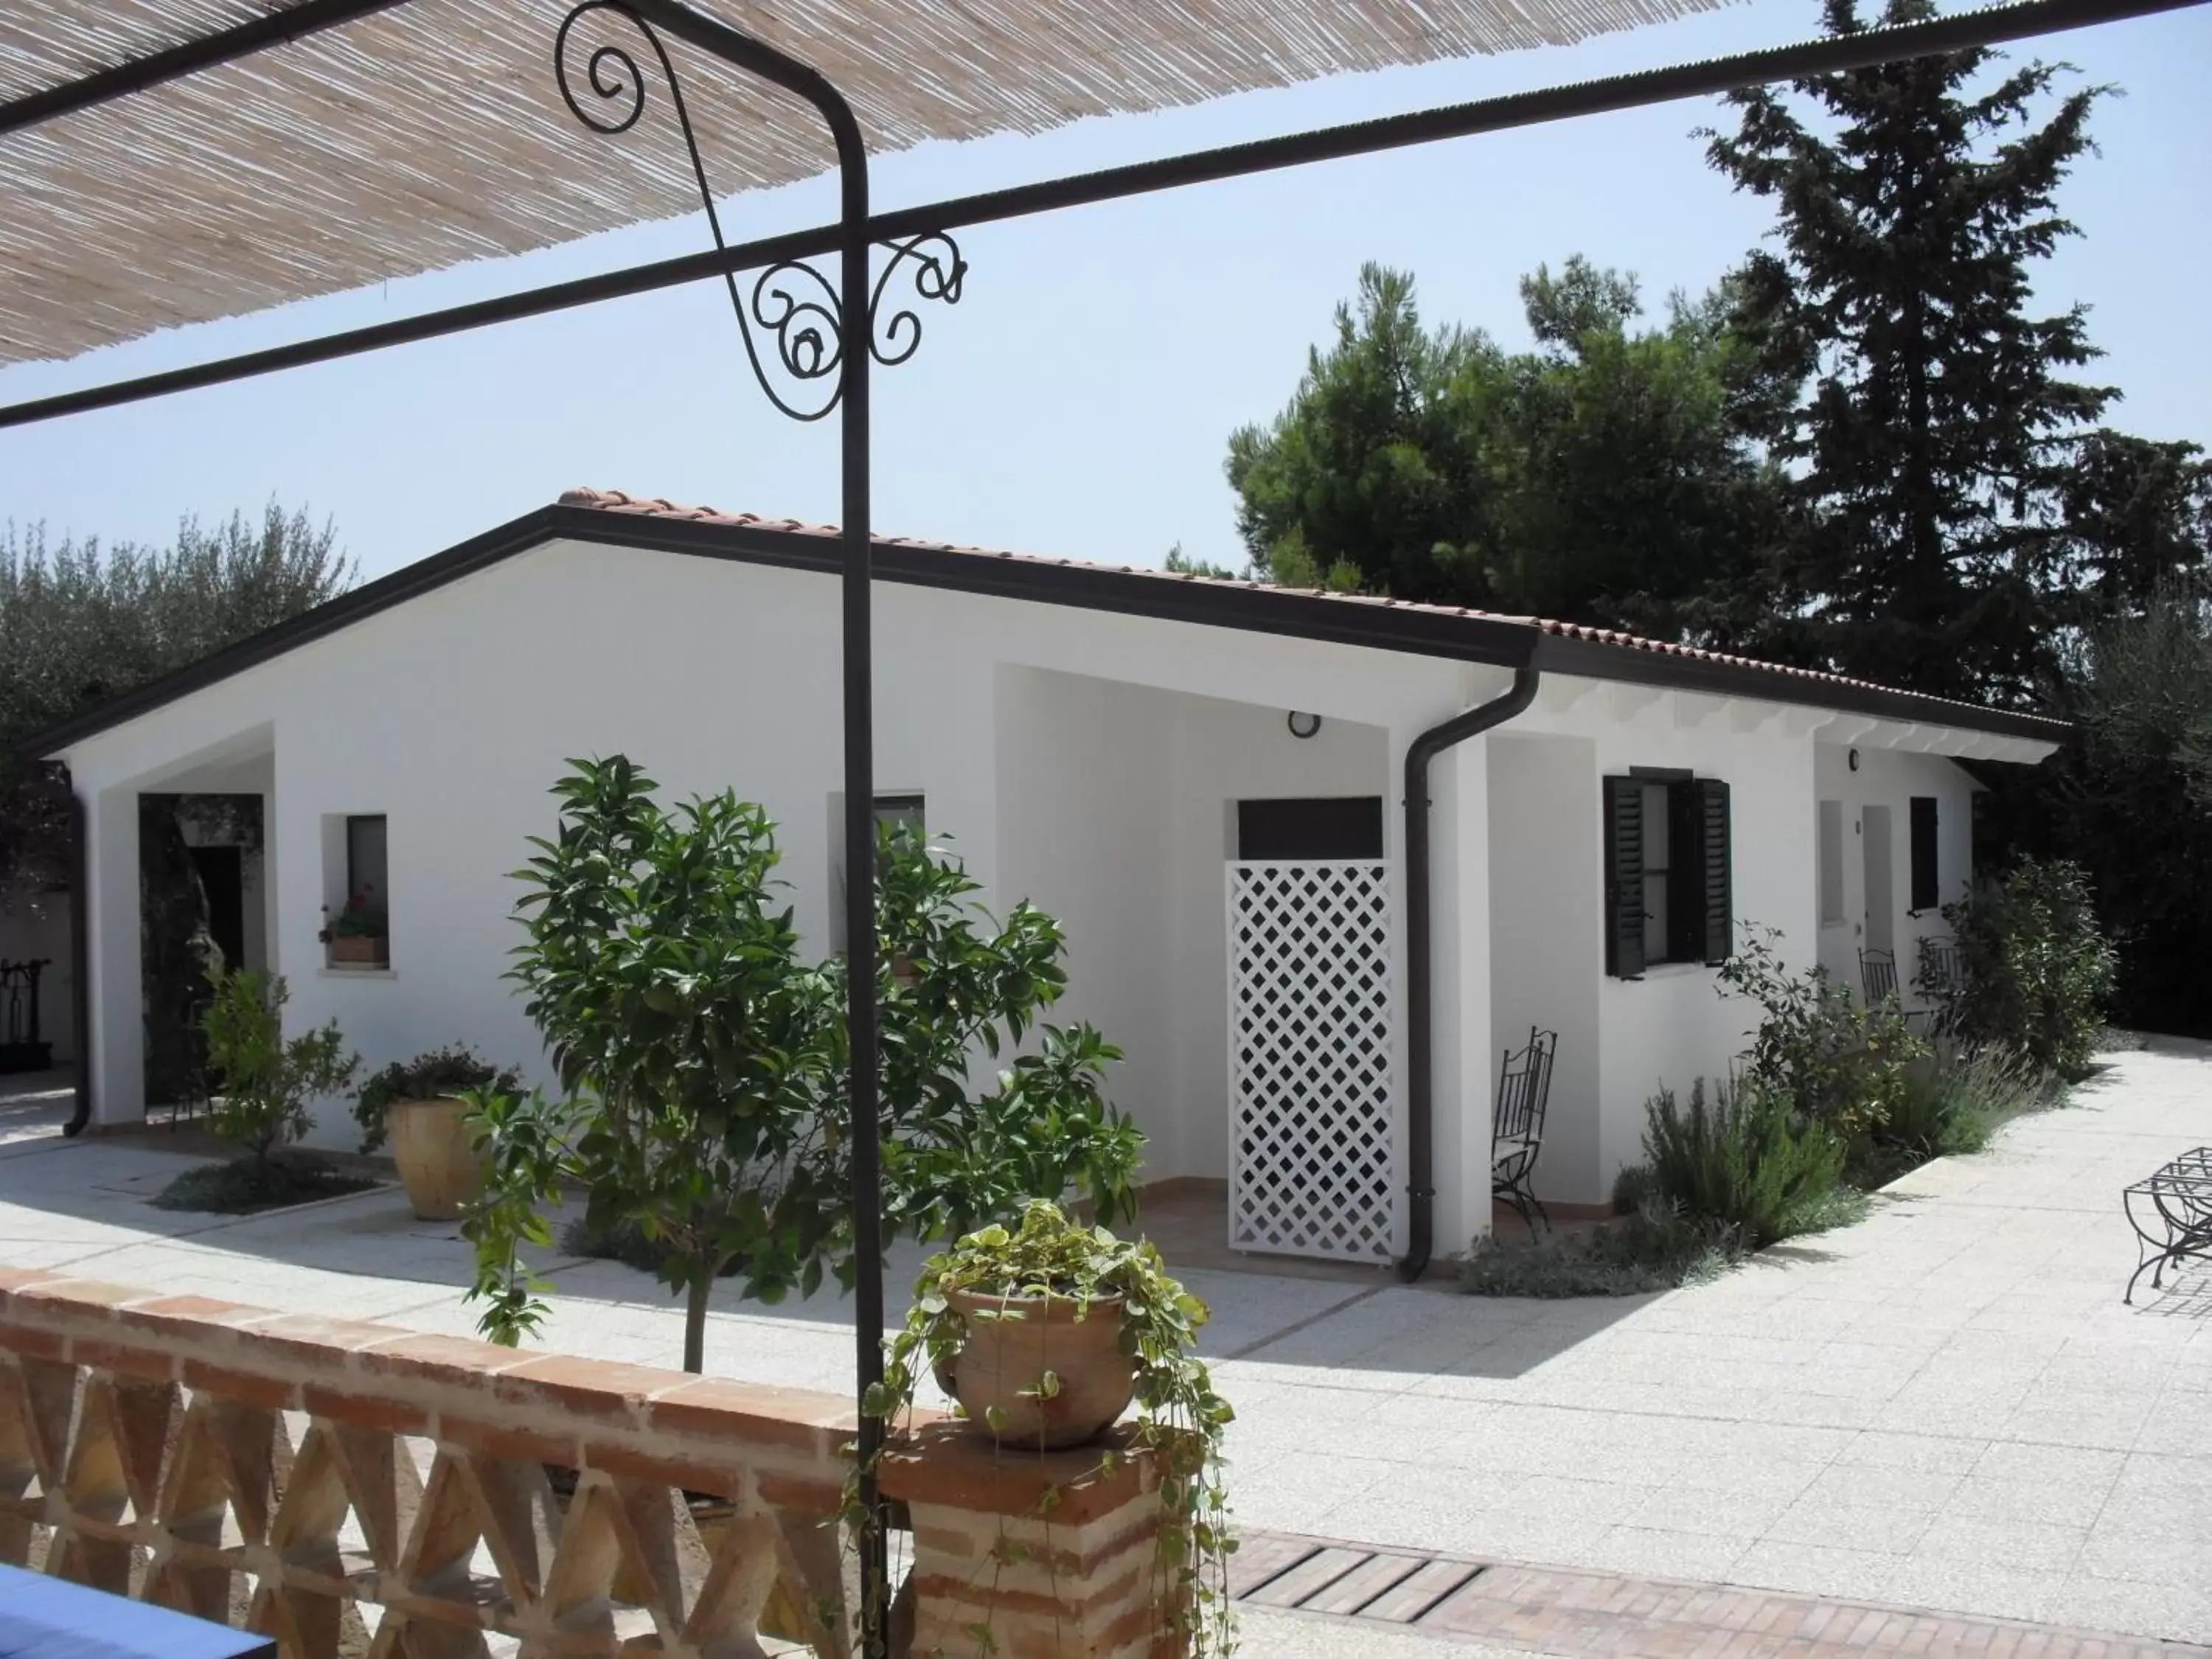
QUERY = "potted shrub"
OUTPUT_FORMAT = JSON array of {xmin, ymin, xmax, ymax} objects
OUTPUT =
[
  {"xmin": 320, "ymin": 884, "xmax": 388, "ymax": 967},
  {"xmin": 864, "ymin": 1200, "xmax": 1237, "ymax": 1654},
  {"xmin": 355, "ymin": 1045, "xmax": 519, "ymax": 1220}
]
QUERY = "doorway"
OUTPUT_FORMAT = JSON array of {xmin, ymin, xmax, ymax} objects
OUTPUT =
[
  {"xmin": 1863, "ymin": 804, "xmax": 1894, "ymax": 956},
  {"xmin": 189, "ymin": 845, "xmax": 246, "ymax": 975}
]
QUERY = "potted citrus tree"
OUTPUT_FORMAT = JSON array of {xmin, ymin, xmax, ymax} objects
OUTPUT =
[
  {"xmin": 355, "ymin": 1044, "xmax": 519, "ymax": 1220},
  {"xmin": 319, "ymin": 884, "xmax": 389, "ymax": 967}
]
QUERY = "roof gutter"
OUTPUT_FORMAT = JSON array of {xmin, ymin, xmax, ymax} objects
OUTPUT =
[{"xmin": 1398, "ymin": 664, "xmax": 1540, "ymax": 1283}]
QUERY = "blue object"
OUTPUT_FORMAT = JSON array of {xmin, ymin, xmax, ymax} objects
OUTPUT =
[{"xmin": 0, "ymin": 1563, "xmax": 276, "ymax": 1658}]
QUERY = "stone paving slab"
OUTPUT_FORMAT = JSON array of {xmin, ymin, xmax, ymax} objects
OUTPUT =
[{"xmin": 0, "ymin": 1041, "xmax": 2205, "ymax": 1646}]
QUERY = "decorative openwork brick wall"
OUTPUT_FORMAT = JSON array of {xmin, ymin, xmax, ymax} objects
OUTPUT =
[{"xmin": 0, "ymin": 1266, "xmax": 858, "ymax": 1657}]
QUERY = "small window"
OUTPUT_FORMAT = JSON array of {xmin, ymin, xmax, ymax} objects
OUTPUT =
[
  {"xmin": 872, "ymin": 793, "xmax": 926, "ymax": 863},
  {"xmin": 321, "ymin": 813, "xmax": 389, "ymax": 967},
  {"xmin": 830, "ymin": 793, "xmax": 926, "ymax": 950},
  {"xmin": 1818, "ymin": 800, "xmax": 1845, "ymax": 926},
  {"xmin": 1909, "ymin": 796, "xmax": 1940, "ymax": 913},
  {"xmin": 1604, "ymin": 774, "xmax": 1731, "ymax": 978},
  {"xmin": 1237, "ymin": 796, "xmax": 1384, "ymax": 860}
]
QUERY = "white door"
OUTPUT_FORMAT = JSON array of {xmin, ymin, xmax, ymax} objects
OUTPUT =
[
  {"xmin": 1863, "ymin": 804, "xmax": 1895, "ymax": 956},
  {"xmin": 1225, "ymin": 859, "xmax": 1400, "ymax": 1262}
]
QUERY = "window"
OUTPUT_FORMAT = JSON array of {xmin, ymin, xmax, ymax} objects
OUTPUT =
[
  {"xmin": 1818, "ymin": 799, "xmax": 1845, "ymax": 926},
  {"xmin": 829, "ymin": 793, "xmax": 925, "ymax": 950},
  {"xmin": 1604, "ymin": 773, "xmax": 1731, "ymax": 978},
  {"xmin": 872, "ymin": 793, "xmax": 925, "ymax": 863},
  {"xmin": 321, "ymin": 812, "xmax": 389, "ymax": 967},
  {"xmin": 347, "ymin": 814, "xmax": 388, "ymax": 913},
  {"xmin": 1236, "ymin": 796, "xmax": 1384, "ymax": 860},
  {"xmin": 1909, "ymin": 796, "xmax": 1940, "ymax": 913}
]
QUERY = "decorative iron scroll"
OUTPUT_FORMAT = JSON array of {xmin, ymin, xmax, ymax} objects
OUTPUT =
[{"xmin": 554, "ymin": 0, "xmax": 965, "ymax": 422}]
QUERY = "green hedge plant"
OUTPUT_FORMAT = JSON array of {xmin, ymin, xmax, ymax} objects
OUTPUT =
[
  {"xmin": 199, "ymin": 967, "xmax": 357, "ymax": 1168},
  {"xmin": 1939, "ymin": 858, "xmax": 2117, "ymax": 1079},
  {"xmin": 1640, "ymin": 1075, "xmax": 1846, "ymax": 1250},
  {"xmin": 1718, "ymin": 925, "xmax": 1924, "ymax": 1137}
]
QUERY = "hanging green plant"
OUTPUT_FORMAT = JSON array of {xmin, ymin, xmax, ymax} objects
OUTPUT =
[{"xmin": 855, "ymin": 1199, "xmax": 1238, "ymax": 1656}]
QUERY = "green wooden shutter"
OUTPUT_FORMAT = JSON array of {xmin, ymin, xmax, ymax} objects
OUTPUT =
[
  {"xmin": 1696, "ymin": 778, "xmax": 1732, "ymax": 965},
  {"xmin": 1909, "ymin": 796, "xmax": 1939, "ymax": 912},
  {"xmin": 1604, "ymin": 776, "xmax": 1646, "ymax": 978}
]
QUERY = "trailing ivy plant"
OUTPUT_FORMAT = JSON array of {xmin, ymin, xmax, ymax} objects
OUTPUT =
[{"xmin": 858, "ymin": 1200, "xmax": 1237, "ymax": 1658}]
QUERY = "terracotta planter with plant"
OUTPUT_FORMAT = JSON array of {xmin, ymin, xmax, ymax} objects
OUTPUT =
[
  {"xmin": 321, "ymin": 884, "xmax": 389, "ymax": 967},
  {"xmin": 354, "ymin": 1046, "xmax": 520, "ymax": 1221},
  {"xmin": 863, "ymin": 1199, "xmax": 1239, "ymax": 1655}
]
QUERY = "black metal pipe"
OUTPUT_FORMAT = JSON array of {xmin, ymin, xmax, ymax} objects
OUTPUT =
[
  {"xmin": 4, "ymin": 0, "xmax": 2199, "ymax": 431},
  {"xmin": 0, "ymin": 0, "xmax": 417, "ymax": 136},
  {"xmin": 1398, "ymin": 666, "xmax": 1539, "ymax": 1283},
  {"xmin": 55, "ymin": 767, "xmax": 91, "ymax": 1138},
  {"xmin": 613, "ymin": 4, "xmax": 888, "ymax": 1649}
]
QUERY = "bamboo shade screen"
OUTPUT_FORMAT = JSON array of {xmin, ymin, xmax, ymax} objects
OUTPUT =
[{"xmin": 0, "ymin": 0, "xmax": 1720, "ymax": 366}]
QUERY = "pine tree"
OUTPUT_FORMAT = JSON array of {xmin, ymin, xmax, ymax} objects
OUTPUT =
[{"xmin": 1706, "ymin": 0, "xmax": 2113, "ymax": 705}]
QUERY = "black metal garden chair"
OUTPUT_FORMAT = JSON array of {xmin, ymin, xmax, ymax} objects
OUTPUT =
[
  {"xmin": 1914, "ymin": 936, "xmax": 1967, "ymax": 1037},
  {"xmin": 1859, "ymin": 947, "xmax": 1900, "ymax": 1008},
  {"xmin": 1492, "ymin": 1026, "xmax": 1558, "ymax": 1236}
]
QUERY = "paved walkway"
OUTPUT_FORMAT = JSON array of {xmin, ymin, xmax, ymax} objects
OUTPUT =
[{"xmin": 1, "ymin": 1041, "xmax": 2206, "ymax": 1652}]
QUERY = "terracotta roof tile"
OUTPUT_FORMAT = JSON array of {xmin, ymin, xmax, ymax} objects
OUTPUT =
[{"xmin": 555, "ymin": 488, "xmax": 2066, "ymax": 735}]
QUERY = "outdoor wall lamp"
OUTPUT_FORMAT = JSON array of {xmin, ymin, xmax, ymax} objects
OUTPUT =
[{"xmin": 1287, "ymin": 711, "xmax": 1323, "ymax": 740}]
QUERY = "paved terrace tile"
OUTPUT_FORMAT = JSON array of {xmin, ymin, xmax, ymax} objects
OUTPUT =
[{"xmin": 0, "ymin": 1040, "xmax": 2205, "ymax": 1649}]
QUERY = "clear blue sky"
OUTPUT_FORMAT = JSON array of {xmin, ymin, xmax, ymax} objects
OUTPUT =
[{"xmin": 2, "ymin": 0, "xmax": 2206, "ymax": 582}]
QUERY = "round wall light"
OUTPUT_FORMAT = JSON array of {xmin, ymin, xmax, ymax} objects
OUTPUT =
[
  {"xmin": 1848, "ymin": 747, "xmax": 1861, "ymax": 771},
  {"xmin": 1287, "ymin": 712, "xmax": 1323, "ymax": 740}
]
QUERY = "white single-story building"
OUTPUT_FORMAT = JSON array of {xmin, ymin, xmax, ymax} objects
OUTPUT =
[{"xmin": 29, "ymin": 488, "xmax": 2066, "ymax": 1271}]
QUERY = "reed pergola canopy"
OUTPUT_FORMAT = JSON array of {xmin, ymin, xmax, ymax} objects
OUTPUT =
[{"xmin": 0, "ymin": 0, "xmax": 1725, "ymax": 366}]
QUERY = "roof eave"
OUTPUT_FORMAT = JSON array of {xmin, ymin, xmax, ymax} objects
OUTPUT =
[{"xmin": 21, "ymin": 501, "xmax": 2072, "ymax": 762}]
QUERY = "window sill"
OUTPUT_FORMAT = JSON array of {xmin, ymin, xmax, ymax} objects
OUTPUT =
[
  {"xmin": 317, "ymin": 966, "xmax": 396, "ymax": 980},
  {"xmin": 1638, "ymin": 961, "xmax": 1717, "ymax": 981}
]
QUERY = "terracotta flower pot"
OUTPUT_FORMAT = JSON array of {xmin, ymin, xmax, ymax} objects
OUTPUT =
[
  {"xmin": 327, "ymin": 933, "xmax": 388, "ymax": 967},
  {"xmin": 386, "ymin": 1096, "xmax": 485, "ymax": 1221},
  {"xmin": 942, "ymin": 1287, "xmax": 1135, "ymax": 1450}
]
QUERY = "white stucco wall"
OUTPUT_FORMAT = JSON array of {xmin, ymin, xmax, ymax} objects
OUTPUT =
[
  {"xmin": 1814, "ymin": 742, "xmax": 1980, "ymax": 1009},
  {"xmin": 49, "ymin": 527, "xmax": 2034, "ymax": 1259},
  {"xmin": 1486, "ymin": 733, "xmax": 1599, "ymax": 1207},
  {"xmin": 54, "ymin": 540, "xmax": 1490, "ymax": 1246},
  {"xmin": 1481, "ymin": 690, "xmax": 1823, "ymax": 1206}
]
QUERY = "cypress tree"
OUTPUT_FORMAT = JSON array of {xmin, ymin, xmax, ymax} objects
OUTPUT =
[{"xmin": 1706, "ymin": 0, "xmax": 2112, "ymax": 705}]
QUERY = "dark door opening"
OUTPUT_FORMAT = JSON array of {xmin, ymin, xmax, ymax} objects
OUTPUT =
[
  {"xmin": 189, "ymin": 845, "xmax": 246, "ymax": 975},
  {"xmin": 1237, "ymin": 796, "xmax": 1385, "ymax": 860}
]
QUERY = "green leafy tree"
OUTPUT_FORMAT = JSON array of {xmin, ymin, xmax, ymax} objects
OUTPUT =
[
  {"xmin": 466, "ymin": 759, "xmax": 1146, "ymax": 1374},
  {"xmin": 2019, "ymin": 582, "xmax": 2212, "ymax": 1034},
  {"xmin": 1226, "ymin": 262, "xmax": 1493, "ymax": 602},
  {"xmin": 199, "ymin": 967, "xmax": 358, "ymax": 1168},
  {"xmin": 0, "ymin": 504, "xmax": 352, "ymax": 891},
  {"xmin": 1704, "ymin": 0, "xmax": 2122, "ymax": 703},
  {"xmin": 1938, "ymin": 858, "xmax": 2116, "ymax": 1077},
  {"xmin": 467, "ymin": 757, "xmax": 844, "ymax": 1374},
  {"xmin": 1225, "ymin": 259, "xmax": 1791, "ymax": 636}
]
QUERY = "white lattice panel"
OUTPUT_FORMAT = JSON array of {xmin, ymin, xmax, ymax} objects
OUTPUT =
[{"xmin": 1226, "ymin": 860, "xmax": 1401, "ymax": 1262}]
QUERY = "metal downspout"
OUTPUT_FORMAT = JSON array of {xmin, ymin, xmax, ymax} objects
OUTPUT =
[
  {"xmin": 1397, "ymin": 665, "xmax": 1539, "ymax": 1282},
  {"xmin": 58, "ymin": 768, "xmax": 91, "ymax": 1138}
]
